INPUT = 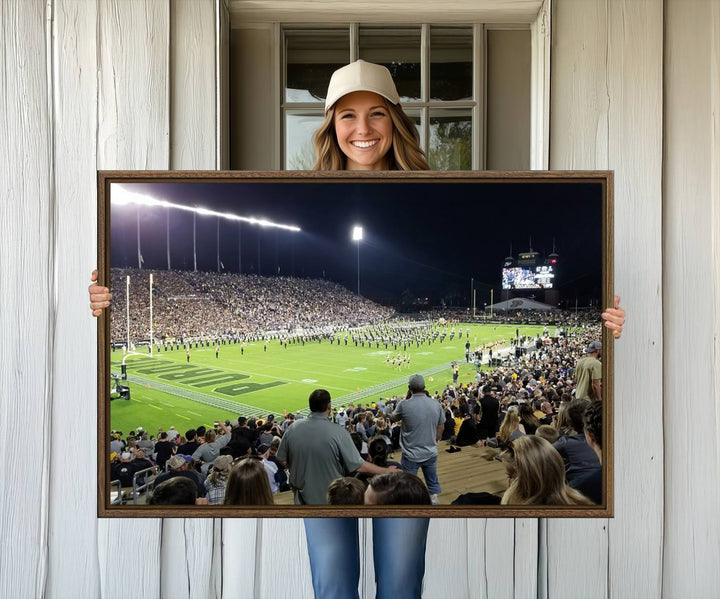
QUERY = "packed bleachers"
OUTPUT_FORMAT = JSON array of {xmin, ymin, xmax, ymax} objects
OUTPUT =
[{"xmin": 110, "ymin": 268, "xmax": 394, "ymax": 343}]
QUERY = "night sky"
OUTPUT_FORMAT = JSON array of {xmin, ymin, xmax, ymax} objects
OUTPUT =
[{"xmin": 110, "ymin": 179, "xmax": 604, "ymax": 308}]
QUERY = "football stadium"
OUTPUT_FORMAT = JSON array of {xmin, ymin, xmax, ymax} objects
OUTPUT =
[{"xmin": 107, "ymin": 179, "xmax": 604, "ymax": 506}]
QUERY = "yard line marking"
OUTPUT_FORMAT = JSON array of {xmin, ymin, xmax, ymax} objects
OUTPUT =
[
  {"xmin": 175, "ymin": 413, "xmax": 190, "ymax": 420},
  {"xmin": 160, "ymin": 402, "xmax": 175, "ymax": 408},
  {"xmin": 188, "ymin": 411, "xmax": 203, "ymax": 417},
  {"xmin": 148, "ymin": 404, "xmax": 163, "ymax": 410}
]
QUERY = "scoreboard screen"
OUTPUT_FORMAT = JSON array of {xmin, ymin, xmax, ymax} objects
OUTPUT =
[{"xmin": 502, "ymin": 265, "xmax": 555, "ymax": 289}]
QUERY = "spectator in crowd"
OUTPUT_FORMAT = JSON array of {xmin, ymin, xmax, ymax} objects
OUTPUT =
[
  {"xmin": 110, "ymin": 452, "xmax": 136, "ymax": 489},
  {"xmin": 327, "ymin": 477, "xmax": 367, "ymax": 505},
  {"xmin": 203, "ymin": 454, "xmax": 233, "ymax": 505},
  {"xmin": 166, "ymin": 425, "xmax": 180, "ymax": 442},
  {"xmin": 553, "ymin": 400, "xmax": 600, "ymax": 484},
  {"xmin": 569, "ymin": 399, "xmax": 603, "ymax": 504},
  {"xmin": 500, "ymin": 436, "xmax": 593, "ymax": 506},
  {"xmin": 364, "ymin": 472, "xmax": 431, "ymax": 506},
  {"xmin": 232, "ymin": 417, "xmax": 257, "ymax": 446},
  {"xmin": 574, "ymin": 340, "xmax": 602, "ymax": 401},
  {"xmin": 137, "ymin": 432, "xmax": 154, "ymax": 456},
  {"xmin": 149, "ymin": 477, "xmax": 200, "ymax": 506},
  {"xmin": 535, "ymin": 424, "xmax": 560, "ymax": 444},
  {"xmin": 154, "ymin": 455, "xmax": 207, "ymax": 499},
  {"xmin": 518, "ymin": 403, "xmax": 542, "ymax": 435},
  {"xmin": 192, "ymin": 425, "xmax": 232, "ymax": 473},
  {"xmin": 224, "ymin": 457, "xmax": 274, "ymax": 505},
  {"xmin": 153, "ymin": 432, "xmax": 175, "ymax": 471},
  {"xmin": 497, "ymin": 408, "xmax": 525, "ymax": 447},
  {"xmin": 477, "ymin": 384, "xmax": 500, "ymax": 441},
  {"xmin": 257, "ymin": 443, "xmax": 280, "ymax": 494},
  {"xmin": 391, "ymin": 374, "xmax": 445, "ymax": 505},
  {"xmin": 110, "ymin": 434, "xmax": 124, "ymax": 455},
  {"xmin": 178, "ymin": 429, "xmax": 200, "ymax": 456},
  {"xmin": 276, "ymin": 389, "xmax": 397, "ymax": 505},
  {"xmin": 280, "ymin": 413, "xmax": 295, "ymax": 432}
]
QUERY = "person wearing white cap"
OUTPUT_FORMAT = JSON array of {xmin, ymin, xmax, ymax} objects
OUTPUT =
[
  {"xmin": 312, "ymin": 59, "xmax": 429, "ymax": 172},
  {"xmin": 86, "ymin": 57, "xmax": 627, "ymax": 599},
  {"xmin": 302, "ymin": 61, "xmax": 430, "ymax": 599}
]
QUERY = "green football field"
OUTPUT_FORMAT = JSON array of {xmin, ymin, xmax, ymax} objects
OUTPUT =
[{"xmin": 109, "ymin": 322, "xmax": 546, "ymax": 435}]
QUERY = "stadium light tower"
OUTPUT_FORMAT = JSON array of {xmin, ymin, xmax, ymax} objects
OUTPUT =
[{"xmin": 352, "ymin": 226, "xmax": 363, "ymax": 296}]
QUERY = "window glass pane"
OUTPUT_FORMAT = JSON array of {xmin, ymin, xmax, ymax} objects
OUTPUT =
[
  {"xmin": 429, "ymin": 109, "xmax": 472, "ymax": 170},
  {"xmin": 430, "ymin": 27, "xmax": 473, "ymax": 101},
  {"xmin": 359, "ymin": 28, "xmax": 421, "ymax": 102},
  {"xmin": 285, "ymin": 112, "xmax": 324, "ymax": 169},
  {"xmin": 402, "ymin": 109, "xmax": 423, "ymax": 149},
  {"xmin": 286, "ymin": 30, "xmax": 349, "ymax": 103}
]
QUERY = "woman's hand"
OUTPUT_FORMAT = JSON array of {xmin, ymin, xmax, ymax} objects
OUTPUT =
[
  {"xmin": 89, "ymin": 269, "xmax": 112, "ymax": 316},
  {"xmin": 602, "ymin": 295, "xmax": 625, "ymax": 339}
]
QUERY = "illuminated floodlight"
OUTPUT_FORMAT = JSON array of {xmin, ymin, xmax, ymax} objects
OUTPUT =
[
  {"xmin": 111, "ymin": 185, "xmax": 301, "ymax": 232},
  {"xmin": 352, "ymin": 226, "xmax": 363, "ymax": 241}
]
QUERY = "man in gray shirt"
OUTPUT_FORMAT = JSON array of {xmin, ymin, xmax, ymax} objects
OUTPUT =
[
  {"xmin": 277, "ymin": 389, "xmax": 396, "ymax": 505},
  {"xmin": 392, "ymin": 374, "xmax": 445, "ymax": 504}
]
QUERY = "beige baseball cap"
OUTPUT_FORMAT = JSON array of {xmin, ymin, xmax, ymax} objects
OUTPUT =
[{"xmin": 324, "ymin": 60, "xmax": 400, "ymax": 112}]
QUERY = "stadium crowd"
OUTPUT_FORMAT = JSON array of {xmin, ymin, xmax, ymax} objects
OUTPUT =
[
  {"xmin": 111, "ymin": 321, "xmax": 606, "ymax": 507},
  {"xmin": 109, "ymin": 268, "xmax": 599, "ymax": 348},
  {"xmin": 110, "ymin": 268, "xmax": 394, "ymax": 344}
]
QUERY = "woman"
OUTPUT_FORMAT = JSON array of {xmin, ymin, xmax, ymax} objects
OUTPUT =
[
  {"xmin": 302, "ymin": 60, "xmax": 431, "ymax": 599},
  {"xmin": 223, "ymin": 457, "xmax": 274, "ymax": 506},
  {"xmin": 88, "ymin": 59, "xmax": 626, "ymax": 599},
  {"xmin": 518, "ymin": 402, "xmax": 541, "ymax": 435},
  {"xmin": 497, "ymin": 408, "xmax": 525, "ymax": 447},
  {"xmin": 203, "ymin": 454, "xmax": 233, "ymax": 505},
  {"xmin": 499, "ymin": 435, "xmax": 592, "ymax": 505}
]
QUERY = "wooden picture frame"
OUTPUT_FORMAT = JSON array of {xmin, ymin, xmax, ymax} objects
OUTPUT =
[{"xmin": 97, "ymin": 170, "xmax": 613, "ymax": 518}]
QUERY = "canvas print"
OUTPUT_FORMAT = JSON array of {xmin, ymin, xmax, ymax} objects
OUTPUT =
[{"xmin": 98, "ymin": 171, "xmax": 613, "ymax": 517}]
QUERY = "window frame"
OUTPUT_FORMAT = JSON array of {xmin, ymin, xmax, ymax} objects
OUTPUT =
[{"xmin": 281, "ymin": 23, "xmax": 492, "ymax": 171}]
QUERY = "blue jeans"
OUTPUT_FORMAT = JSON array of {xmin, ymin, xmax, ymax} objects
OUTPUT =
[
  {"xmin": 400, "ymin": 454, "xmax": 441, "ymax": 495},
  {"xmin": 303, "ymin": 517, "xmax": 429, "ymax": 599}
]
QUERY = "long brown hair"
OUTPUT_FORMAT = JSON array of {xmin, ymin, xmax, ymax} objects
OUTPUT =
[
  {"xmin": 223, "ymin": 458, "xmax": 274, "ymax": 505},
  {"xmin": 312, "ymin": 100, "xmax": 429, "ymax": 171},
  {"xmin": 497, "ymin": 409, "xmax": 521, "ymax": 444},
  {"xmin": 500, "ymin": 436, "xmax": 593, "ymax": 506}
]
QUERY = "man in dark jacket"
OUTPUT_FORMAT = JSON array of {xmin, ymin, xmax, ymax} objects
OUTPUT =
[{"xmin": 477, "ymin": 385, "xmax": 500, "ymax": 440}]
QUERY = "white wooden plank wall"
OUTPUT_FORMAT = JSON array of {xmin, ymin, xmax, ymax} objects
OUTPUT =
[
  {"xmin": 47, "ymin": 0, "xmax": 102, "ymax": 597},
  {"xmin": 0, "ymin": 2, "xmax": 53, "ymax": 598},
  {"xmin": 604, "ymin": 2, "xmax": 665, "ymax": 597},
  {"xmin": 2, "ymin": 0, "xmax": 720, "ymax": 597},
  {"xmin": 663, "ymin": 2, "xmax": 720, "ymax": 597},
  {"xmin": 549, "ymin": 2, "xmax": 664, "ymax": 599}
]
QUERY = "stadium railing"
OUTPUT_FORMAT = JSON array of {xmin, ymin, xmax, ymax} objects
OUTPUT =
[{"xmin": 131, "ymin": 466, "xmax": 157, "ymax": 505}]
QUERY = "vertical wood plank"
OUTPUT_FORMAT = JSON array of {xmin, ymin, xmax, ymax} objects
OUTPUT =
[
  {"xmin": 253, "ymin": 519, "xmax": 314, "ymax": 598},
  {"xmin": 170, "ymin": 0, "xmax": 216, "ymax": 170},
  {"xmin": 221, "ymin": 520, "xmax": 259, "ymax": 598},
  {"xmin": 551, "ymin": 1, "xmax": 665, "ymax": 598},
  {"xmin": 47, "ymin": 0, "xmax": 102, "ymax": 596},
  {"xmin": 0, "ymin": 1, "xmax": 52, "ymax": 597},
  {"xmin": 605, "ymin": 2, "xmax": 664, "ymax": 597},
  {"xmin": 96, "ymin": 1, "xmax": 170, "ymax": 596},
  {"xmin": 97, "ymin": 0, "xmax": 170, "ymax": 170},
  {"xmin": 550, "ymin": 0, "xmax": 664, "ymax": 596},
  {"xmin": 663, "ymin": 2, "xmax": 720, "ymax": 596},
  {"xmin": 425, "ymin": 519, "xmax": 476, "ymax": 599},
  {"xmin": 530, "ymin": 0, "xmax": 550, "ymax": 170}
]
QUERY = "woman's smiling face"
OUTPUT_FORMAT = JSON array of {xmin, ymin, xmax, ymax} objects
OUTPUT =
[{"xmin": 333, "ymin": 91, "xmax": 394, "ymax": 170}]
